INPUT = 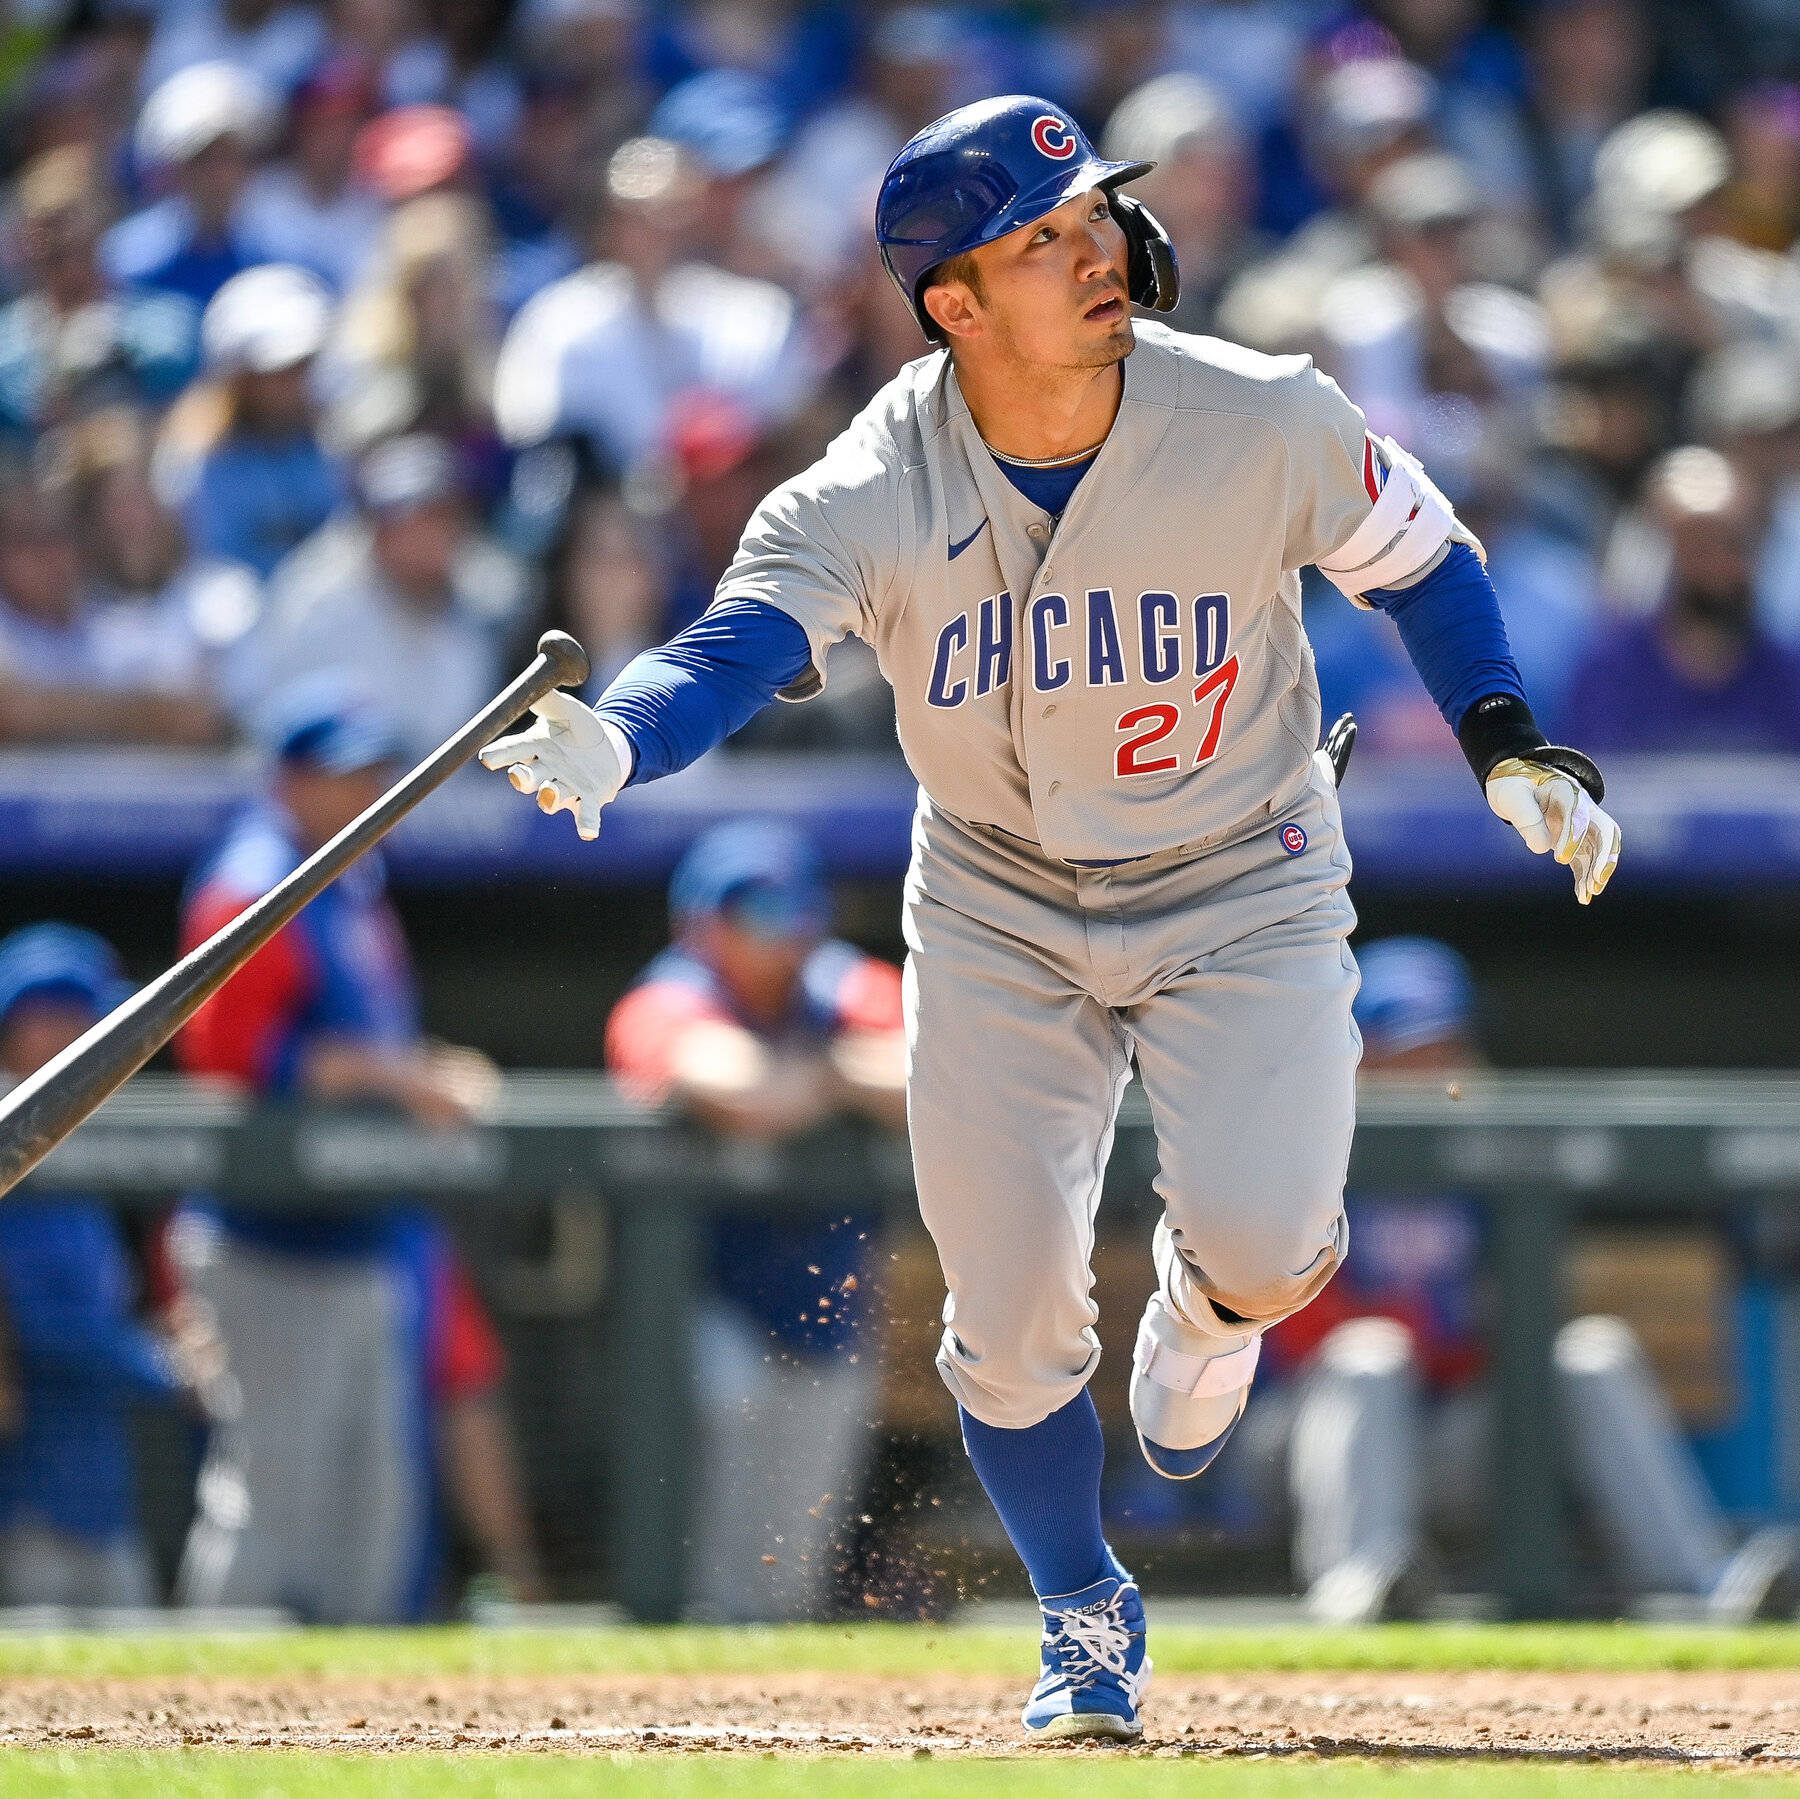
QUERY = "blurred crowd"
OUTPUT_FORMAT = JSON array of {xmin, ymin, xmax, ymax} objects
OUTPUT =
[{"xmin": 0, "ymin": 0, "xmax": 1786, "ymax": 763}]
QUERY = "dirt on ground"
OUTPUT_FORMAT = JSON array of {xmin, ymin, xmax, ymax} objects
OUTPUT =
[{"xmin": 5, "ymin": 1669, "xmax": 1800, "ymax": 1762}]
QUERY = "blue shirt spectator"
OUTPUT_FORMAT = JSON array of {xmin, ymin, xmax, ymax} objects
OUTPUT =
[
  {"xmin": 1567, "ymin": 448, "xmax": 1800, "ymax": 753},
  {"xmin": 185, "ymin": 432, "xmax": 348, "ymax": 579},
  {"xmin": 104, "ymin": 63, "xmax": 276, "ymax": 311},
  {"xmin": 166, "ymin": 263, "xmax": 348, "ymax": 578}
]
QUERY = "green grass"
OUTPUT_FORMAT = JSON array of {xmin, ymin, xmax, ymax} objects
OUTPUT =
[
  {"xmin": 1, "ymin": 1622, "xmax": 1799, "ymax": 1682},
  {"xmin": 5, "ymin": 1753, "xmax": 1800, "ymax": 1799}
]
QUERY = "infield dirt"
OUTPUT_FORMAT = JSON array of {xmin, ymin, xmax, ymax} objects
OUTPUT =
[{"xmin": 5, "ymin": 1669, "xmax": 1800, "ymax": 1762}]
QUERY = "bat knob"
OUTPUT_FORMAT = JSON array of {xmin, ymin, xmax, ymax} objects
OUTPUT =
[{"xmin": 537, "ymin": 630, "xmax": 591, "ymax": 691}]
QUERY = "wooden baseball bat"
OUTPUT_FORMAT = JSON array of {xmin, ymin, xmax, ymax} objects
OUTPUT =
[{"xmin": 0, "ymin": 629, "xmax": 591, "ymax": 1200}]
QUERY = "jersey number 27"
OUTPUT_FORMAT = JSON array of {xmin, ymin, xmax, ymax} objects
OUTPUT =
[{"xmin": 1115, "ymin": 595, "xmax": 1237, "ymax": 778}]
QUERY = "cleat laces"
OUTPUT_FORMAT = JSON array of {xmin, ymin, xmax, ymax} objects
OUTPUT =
[{"xmin": 1043, "ymin": 1592, "xmax": 1135, "ymax": 1691}]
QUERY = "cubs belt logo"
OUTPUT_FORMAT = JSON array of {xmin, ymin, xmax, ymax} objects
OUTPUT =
[
  {"xmin": 1281, "ymin": 823, "xmax": 1307, "ymax": 856},
  {"xmin": 1032, "ymin": 114, "xmax": 1078, "ymax": 160}
]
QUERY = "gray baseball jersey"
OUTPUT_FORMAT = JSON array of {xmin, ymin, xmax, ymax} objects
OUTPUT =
[
  {"xmin": 719, "ymin": 320, "xmax": 1468, "ymax": 865},
  {"xmin": 716, "ymin": 321, "xmax": 1471, "ymax": 1433}
]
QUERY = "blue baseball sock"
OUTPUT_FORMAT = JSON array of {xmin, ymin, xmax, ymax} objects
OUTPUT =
[{"xmin": 960, "ymin": 1391, "xmax": 1110, "ymax": 1598}]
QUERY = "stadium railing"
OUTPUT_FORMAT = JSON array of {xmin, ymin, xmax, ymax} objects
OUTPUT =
[{"xmin": 24, "ymin": 1069, "xmax": 1800, "ymax": 1620}]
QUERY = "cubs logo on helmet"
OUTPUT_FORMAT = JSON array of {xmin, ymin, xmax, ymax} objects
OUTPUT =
[{"xmin": 1032, "ymin": 113, "xmax": 1078, "ymax": 160}]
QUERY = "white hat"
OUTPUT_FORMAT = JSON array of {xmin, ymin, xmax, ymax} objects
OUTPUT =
[
  {"xmin": 202, "ymin": 264, "xmax": 333, "ymax": 374},
  {"xmin": 136, "ymin": 61, "xmax": 276, "ymax": 168},
  {"xmin": 1593, "ymin": 110, "xmax": 1730, "ymax": 217}
]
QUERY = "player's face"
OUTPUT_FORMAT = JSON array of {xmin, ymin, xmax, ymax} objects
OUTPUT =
[
  {"xmin": 953, "ymin": 189, "xmax": 1133, "ymax": 370},
  {"xmin": 278, "ymin": 763, "xmax": 396, "ymax": 850},
  {"xmin": 0, "ymin": 997, "xmax": 97, "ymax": 1079}
]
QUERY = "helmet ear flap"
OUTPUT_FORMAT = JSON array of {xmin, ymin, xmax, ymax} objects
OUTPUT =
[{"xmin": 1110, "ymin": 192, "xmax": 1179, "ymax": 315}]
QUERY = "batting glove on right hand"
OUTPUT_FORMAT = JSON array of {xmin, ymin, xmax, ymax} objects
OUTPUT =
[
  {"xmin": 478, "ymin": 690, "xmax": 630, "ymax": 841},
  {"xmin": 1485, "ymin": 754, "xmax": 1621, "ymax": 905}
]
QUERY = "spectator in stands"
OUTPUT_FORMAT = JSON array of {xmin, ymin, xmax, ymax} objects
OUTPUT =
[
  {"xmin": 1101, "ymin": 74, "xmax": 1265, "ymax": 340},
  {"xmin": 250, "ymin": 432, "xmax": 528, "ymax": 760},
  {"xmin": 1239, "ymin": 937, "xmax": 1799, "ymax": 1622},
  {"xmin": 105, "ymin": 62, "xmax": 277, "ymax": 310},
  {"xmin": 327, "ymin": 192, "xmax": 503, "ymax": 477},
  {"xmin": 1524, "ymin": 301, "xmax": 1677, "ymax": 574},
  {"xmin": 0, "ymin": 924, "xmax": 189, "ymax": 1609},
  {"xmin": 552, "ymin": 477, "xmax": 666, "ymax": 694},
  {"xmin": 481, "ymin": 65, "xmax": 591, "ymax": 317},
  {"xmin": 606, "ymin": 820, "xmax": 905, "ymax": 1621},
  {"xmin": 324, "ymin": 0, "xmax": 445, "ymax": 111},
  {"xmin": 237, "ymin": 52, "xmax": 385, "ymax": 294},
  {"xmin": 647, "ymin": 68, "xmax": 787, "ymax": 277},
  {"xmin": 748, "ymin": 4, "xmax": 960, "ymax": 288},
  {"xmin": 66, "ymin": 407, "xmax": 263, "ymax": 713},
  {"xmin": 1717, "ymin": 81, "xmax": 1800, "ymax": 254},
  {"xmin": 163, "ymin": 262, "xmax": 347, "ymax": 579},
  {"xmin": 142, "ymin": 0, "xmax": 328, "ymax": 100},
  {"xmin": 0, "ymin": 471, "xmax": 228, "ymax": 745},
  {"xmin": 1297, "ymin": 56, "xmax": 1441, "ymax": 266},
  {"xmin": 1685, "ymin": 340, "xmax": 1800, "ymax": 651},
  {"xmin": 171, "ymin": 676, "xmax": 502, "ymax": 1624},
  {"xmin": 1519, "ymin": 0, "xmax": 1653, "ymax": 244},
  {"xmin": 1539, "ymin": 108, "xmax": 1797, "ymax": 421},
  {"xmin": 406, "ymin": 0, "xmax": 521, "ymax": 156},
  {"xmin": 1569, "ymin": 447, "xmax": 1800, "ymax": 753},
  {"xmin": 493, "ymin": 135, "xmax": 817, "ymax": 485},
  {"xmin": 1318, "ymin": 151, "xmax": 1546, "ymax": 489},
  {"xmin": 1216, "ymin": 56, "xmax": 1440, "ymax": 353},
  {"xmin": 0, "ymin": 145, "xmax": 199, "ymax": 445}
]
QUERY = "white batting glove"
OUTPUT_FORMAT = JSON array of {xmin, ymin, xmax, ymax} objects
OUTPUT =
[
  {"xmin": 1485, "ymin": 756, "xmax": 1621, "ymax": 905},
  {"xmin": 477, "ymin": 690, "xmax": 631, "ymax": 841}
]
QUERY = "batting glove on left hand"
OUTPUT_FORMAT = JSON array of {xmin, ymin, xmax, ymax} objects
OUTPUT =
[
  {"xmin": 478, "ymin": 691, "xmax": 630, "ymax": 841},
  {"xmin": 1486, "ymin": 754, "xmax": 1621, "ymax": 905}
]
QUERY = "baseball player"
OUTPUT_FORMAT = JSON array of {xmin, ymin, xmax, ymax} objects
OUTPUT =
[
  {"xmin": 482, "ymin": 96, "xmax": 1622, "ymax": 1740},
  {"xmin": 170, "ymin": 675, "xmax": 499, "ymax": 1624}
]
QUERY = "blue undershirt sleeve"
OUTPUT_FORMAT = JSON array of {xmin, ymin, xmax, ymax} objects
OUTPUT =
[
  {"xmin": 1365, "ymin": 541, "xmax": 1528, "ymax": 733},
  {"xmin": 593, "ymin": 597, "xmax": 815, "ymax": 786}
]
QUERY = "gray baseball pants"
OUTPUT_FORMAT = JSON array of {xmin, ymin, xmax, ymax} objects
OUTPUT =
[
  {"xmin": 904, "ymin": 754, "xmax": 1360, "ymax": 1430},
  {"xmin": 1286, "ymin": 1313, "xmax": 1736, "ymax": 1599},
  {"xmin": 686, "ymin": 1300, "xmax": 879, "ymax": 1622},
  {"xmin": 174, "ymin": 1232, "xmax": 421, "ymax": 1625}
]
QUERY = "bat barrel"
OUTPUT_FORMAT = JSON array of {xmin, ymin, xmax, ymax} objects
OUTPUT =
[{"xmin": 0, "ymin": 630, "xmax": 591, "ymax": 1199}]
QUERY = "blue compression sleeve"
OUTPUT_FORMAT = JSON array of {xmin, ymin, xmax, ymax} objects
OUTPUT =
[
  {"xmin": 594, "ymin": 598, "xmax": 814, "ymax": 786},
  {"xmin": 961, "ymin": 1392, "xmax": 1110, "ymax": 1598},
  {"xmin": 1366, "ymin": 542, "xmax": 1527, "ymax": 732}
]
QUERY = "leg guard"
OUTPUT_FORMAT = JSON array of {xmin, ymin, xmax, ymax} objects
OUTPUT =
[{"xmin": 1129, "ymin": 1219, "xmax": 1263, "ymax": 1479}]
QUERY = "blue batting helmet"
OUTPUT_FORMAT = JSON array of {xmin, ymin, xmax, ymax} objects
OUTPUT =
[{"xmin": 875, "ymin": 94, "xmax": 1179, "ymax": 342}]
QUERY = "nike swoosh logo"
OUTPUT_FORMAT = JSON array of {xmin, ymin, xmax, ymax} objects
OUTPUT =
[{"xmin": 948, "ymin": 519, "xmax": 989, "ymax": 561}]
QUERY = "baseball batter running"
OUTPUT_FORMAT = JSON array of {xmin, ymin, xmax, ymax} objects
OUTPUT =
[{"xmin": 482, "ymin": 96, "xmax": 1622, "ymax": 1741}]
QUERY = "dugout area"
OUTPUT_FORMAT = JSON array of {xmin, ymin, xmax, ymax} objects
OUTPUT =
[{"xmin": 2, "ymin": 871, "xmax": 1798, "ymax": 1617}]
